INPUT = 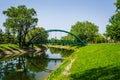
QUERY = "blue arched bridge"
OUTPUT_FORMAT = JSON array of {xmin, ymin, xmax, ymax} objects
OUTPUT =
[{"xmin": 26, "ymin": 29, "xmax": 87, "ymax": 46}]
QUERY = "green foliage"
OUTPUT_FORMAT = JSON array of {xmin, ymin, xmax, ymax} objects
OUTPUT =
[
  {"xmin": 0, "ymin": 28, "xmax": 4, "ymax": 42},
  {"xmin": 61, "ymin": 35, "xmax": 69, "ymax": 40},
  {"xmin": 94, "ymin": 34, "xmax": 107, "ymax": 43},
  {"xmin": 106, "ymin": 12, "xmax": 120, "ymax": 41},
  {"xmin": 3, "ymin": 5, "xmax": 38, "ymax": 47},
  {"xmin": 115, "ymin": 0, "xmax": 120, "ymax": 11},
  {"xmin": 0, "ymin": 28, "xmax": 17, "ymax": 44},
  {"xmin": 106, "ymin": 0, "xmax": 120, "ymax": 41},
  {"xmin": 70, "ymin": 21, "xmax": 98, "ymax": 42},
  {"xmin": 26, "ymin": 27, "xmax": 48, "ymax": 43}
]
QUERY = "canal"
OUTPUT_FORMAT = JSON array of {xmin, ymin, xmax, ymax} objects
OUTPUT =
[{"xmin": 0, "ymin": 47, "xmax": 74, "ymax": 80}]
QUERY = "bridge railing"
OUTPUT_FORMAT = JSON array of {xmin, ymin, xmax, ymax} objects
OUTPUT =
[
  {"xmin": 26, "ymin": 29, "xmax": 88, "ymax": 46},
  {"xmin": 32, "ymin": 40, "xmax": 87, "ymax": 46}
]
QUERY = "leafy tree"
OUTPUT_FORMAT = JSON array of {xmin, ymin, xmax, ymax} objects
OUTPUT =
[
  {"xmin": 26, "ymin": 27, "xmax": 48, "ymax": 43},
  {"xmin": 70, "ymin": 21, "xmax": 98, "ymax": 42},
  {"xmin": 61, "ymin": 34, "xmax": 74, "ymax": 41},
  {"xmin": 0, "ymin": 28, "xmax": 4, "ymax": 43},
  {"xmin": 4, "ymin": 30, "xmax": 17, "ymax": 44},
  {"xmin": 61, "ymin": 35, "xmax": 68, "ymax": 40},
  {"xmin": 94, "ymin": 34, "xmax": 107, "ymax": 43},
  {"xmin": 115, "ymin": 0, "xmax": 120, "ymax": 10},
  {"xmin": 3, "ymin": 5, "xmax": 38, "ymax": 47},
  {"xmin": 106, "ymin": 0, "xmax": 120, "ymax": 42}
]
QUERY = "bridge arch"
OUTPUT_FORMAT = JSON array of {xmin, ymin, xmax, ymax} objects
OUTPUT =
[{"xmin": 27, "ymin": 29, "xmax": 87, "ymax": 46}]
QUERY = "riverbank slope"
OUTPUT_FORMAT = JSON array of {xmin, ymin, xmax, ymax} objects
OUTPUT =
[
  {"xmin": 47, "ymin": 43, "xmax": 120, "ymax": 80},
  {"xmin": 0, "ymin": 44, "xmax": 41, "ymax": 57}
]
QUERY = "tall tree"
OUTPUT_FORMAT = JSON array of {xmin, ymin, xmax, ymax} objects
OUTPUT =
[
  {"xmin": 115, "ymin": 0, "xmax": 120, "ymax": 10},
  {"xmin": 3, "ymin": 5, "xmax": 38, "ymax": 47},
  {"xmin": 70, "ymin": 21, "xmax": 98, "ymax": 42},
  {"xmin": 106, "ymin": 0, "xmax": 120, "ymax": 41},
  {"xmin": 0, "ymin": 28, "xmax": 4, "ymax": 43}
]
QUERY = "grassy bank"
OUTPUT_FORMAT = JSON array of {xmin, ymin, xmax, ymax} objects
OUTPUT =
[
  {"xmin": 0, "ymin": 44, "xmax": 20, "ymax": 51},
  {"xmin": 47, "ymin": 43, "xmax": 120, "ymax": 80},
  {"xmin": 44, "ymin": 44, "xmax": 76, "ymax": 50}
]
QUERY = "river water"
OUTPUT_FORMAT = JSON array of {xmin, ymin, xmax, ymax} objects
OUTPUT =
[{"xmin": 0, "ymin": 47, "xmax": 73, "ymax": 80}]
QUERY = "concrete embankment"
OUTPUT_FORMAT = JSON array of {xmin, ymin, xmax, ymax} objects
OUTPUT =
[{"xmin": 0, "ymin": 48, "xmax": 41, "ymax": 57}]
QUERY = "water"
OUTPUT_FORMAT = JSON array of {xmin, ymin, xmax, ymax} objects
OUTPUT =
[{"xmin": 0, "ymin": 47, "xmax": 74, "ymax": 80}]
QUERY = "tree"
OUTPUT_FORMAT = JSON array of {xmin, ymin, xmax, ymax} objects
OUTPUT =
[
  {"xmin": 3, "ymin": 29, "xmax": 17, "ymax": 44},
  {"xmin": 106, "ymin": 0, "xmax": 120, "ymax": 42},
  {"xmin": 115, "ymin": 0, "xmax": 120, "ymax": 11},
  {"xmin": 94, "ymin": 34, "xmax": 107, "ymax": 43},
  {"xmin": 61, "ymin": 35, "xmax": 69, "ymax": 40},
  {"xmin": 3, "ymin": 5, "xmax": 38, "ymax": 47},
  {"xmin": 26, "ymin": 27, "xmax": 48, "ymax": 44},
  {"xmin": 70, "ymin": 21, "xmax": 99, "ymax": 42},
  {"xmin": 0, "ymin": 28, "xmax": 4, "ymax": 43}
]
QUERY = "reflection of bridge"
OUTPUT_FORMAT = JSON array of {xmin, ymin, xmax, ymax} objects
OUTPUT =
[
  {"xmin": 47, "ymin": 58, "xmax": 64, "ymax": 61},
  {"xmin": 26, "ymin": 29, "xmax": 87, "ymax": 46}
]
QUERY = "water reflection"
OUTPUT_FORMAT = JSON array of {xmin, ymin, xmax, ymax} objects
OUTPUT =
[
  {"xmin": 0, "ymin": 58, "xmax": 36, "ymax": 80},
  {"xmin": 26, "ymin": 52, "xmax": 49, "ymax": 72},
  {"xmin": 49, "ymin": 47, "xmax": 74, "ymax": 57},
  {"xmin": 0, "ymin": 47, "xmax": 73, "ymax": 80}
]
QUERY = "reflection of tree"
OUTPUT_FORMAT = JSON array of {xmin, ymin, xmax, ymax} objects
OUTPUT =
[
  {"xmin": 49, "ymin": 47, "xmax": 74, "ymax": 57},
  {"xmin": 0, "ymin": 48, "xmax": 68, "ymax": 80},
  {"xmin": 2, "ymin": 71, "xmax": 35, "ymax": 80},
  {"xmin": 0, "ymin": 56, "xmax": 36, "ymax": 80},
  {"xmin": 26, "ymin": 51, "xmax": 49, "ymax": 72},
  {"xmin": 0, "ymin": 62, "xmax": 4, "ymax": 79}
]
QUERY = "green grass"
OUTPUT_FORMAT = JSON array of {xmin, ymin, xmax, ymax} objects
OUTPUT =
[
  {"xmin": 0, "ymin": 44, "xmax": 20, "ymax": 51},
  {"xmin": 47, "ymin": 43, "xmax": 120, "ymax": 80}
]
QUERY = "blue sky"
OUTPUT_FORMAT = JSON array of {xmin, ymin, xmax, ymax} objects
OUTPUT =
[{"xmin": 0, "ymin": 0, "xmax": 116, "ymax": 33}]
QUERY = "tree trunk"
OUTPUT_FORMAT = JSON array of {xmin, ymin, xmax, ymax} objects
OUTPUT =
[{"xmin": 18, "ymin": 30, "xmax": 23, "ymax": 48}]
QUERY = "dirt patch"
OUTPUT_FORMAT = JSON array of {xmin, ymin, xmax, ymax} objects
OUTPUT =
[{"xmin": 63, "ymin": 59, "xmax": 75, "ymax": 76}]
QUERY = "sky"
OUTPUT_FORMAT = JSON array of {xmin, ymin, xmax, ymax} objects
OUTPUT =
[{"xmin": 0, "ymin": 0, "xmax": 116, "ymax": 34}]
